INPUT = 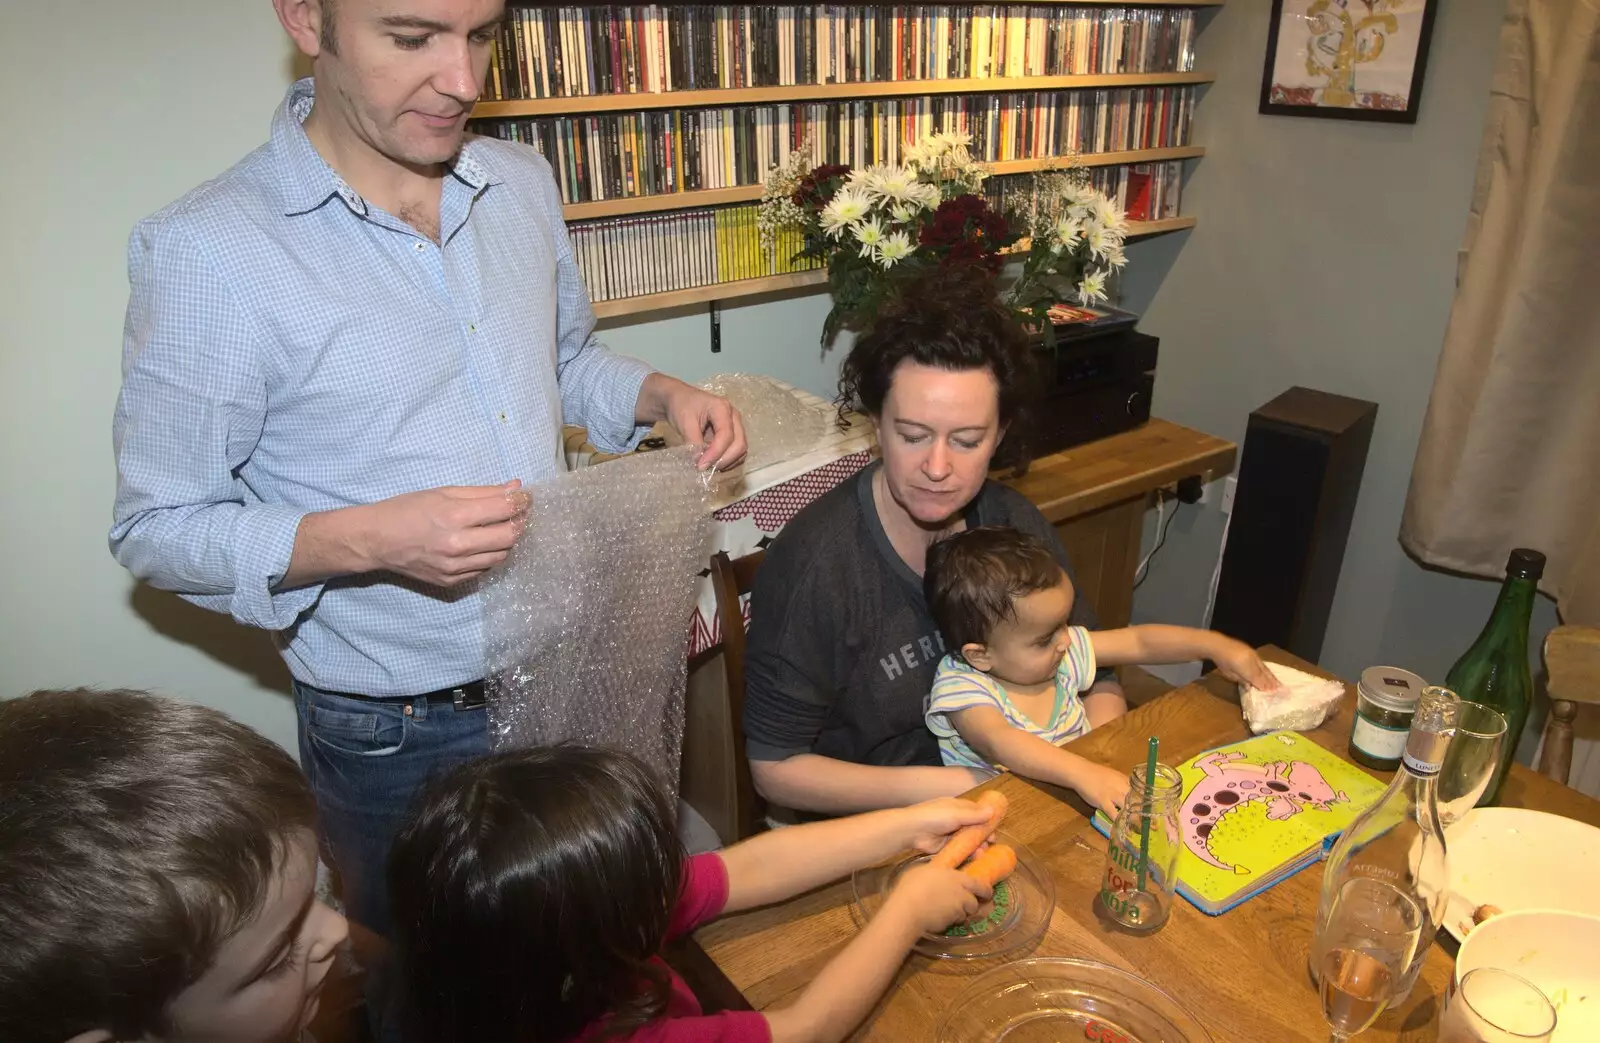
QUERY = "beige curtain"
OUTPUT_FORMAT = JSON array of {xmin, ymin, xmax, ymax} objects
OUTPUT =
[{"xmin": 1401, "ymin": 0, "xmax": 1600, "ymax": 625}]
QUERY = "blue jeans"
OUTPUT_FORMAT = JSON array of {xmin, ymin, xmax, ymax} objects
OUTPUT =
[{"xmin": 292, "ymin": 681, "xmax": 490, "ymax": 939}]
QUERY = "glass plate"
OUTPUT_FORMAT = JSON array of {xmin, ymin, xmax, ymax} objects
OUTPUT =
[
  {"xmin": 936, "ymin": 957, "xmax": 1214, "ymax": 1042},
  {"xmin": 849, "ymin": 830, "xmax": 1054, "ymax": 960}
]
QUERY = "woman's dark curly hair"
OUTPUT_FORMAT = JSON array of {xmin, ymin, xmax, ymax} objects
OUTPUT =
[
  {"xmin": 388, "ymin": 745, "xmax": 684, "ymax": 1043},
  {"xmin": 837, "ymin": 265, "xmax": 1038, "ymax": 469}
]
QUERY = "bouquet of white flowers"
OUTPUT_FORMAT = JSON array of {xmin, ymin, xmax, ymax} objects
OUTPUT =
[{"xmin": 758, "ymin": 132, "xmax": 1129, "ymax": 344}]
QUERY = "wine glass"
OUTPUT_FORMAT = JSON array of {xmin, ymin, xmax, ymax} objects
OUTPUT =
[
  {"xmin": 1439, "ymin": 968, "xmax": 1557, "ymax": 1042},
  {"xmin": 1313, "ymin": 877, "xmax": 1425, "ymax": 1041},
  {"xmin": 1439, "ymin": 702, "xmax": 1509, "ymax": 825}
]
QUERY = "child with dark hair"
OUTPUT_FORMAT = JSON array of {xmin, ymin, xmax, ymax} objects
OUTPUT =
[
  {"xmin": 923, "ymin": 527, "xmax": 1281, "ymax": 813},
  {"xmin": 0, "ymin": 688, "xmax": 349, "ymax": 1043},
  {"xmin": 387, "ymin": 745, "xmax": 998, "ymax": 1043}
]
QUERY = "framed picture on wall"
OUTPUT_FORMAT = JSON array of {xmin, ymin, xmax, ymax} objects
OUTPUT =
[{"xmin": 1259, "ymin": 0, "xmax": 1439, "ymax": 123}]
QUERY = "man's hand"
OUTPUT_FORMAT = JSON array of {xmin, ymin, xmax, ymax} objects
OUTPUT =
[
  {"xmin": 361, "ymin": 482, "xmax": 530, "ymax": 587},
  {"xmin": 637, "ymin": 373, "xmax": 748, "ymax": 471}
]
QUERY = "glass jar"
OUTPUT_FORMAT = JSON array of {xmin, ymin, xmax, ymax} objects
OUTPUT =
[
  {"xmin": 1349, "ymin": 666, "xmax": 1427, "ymax": 771},
  {"xmin": 1095, "ymin": 763, "xmax": 1183, "ymax": 933}
]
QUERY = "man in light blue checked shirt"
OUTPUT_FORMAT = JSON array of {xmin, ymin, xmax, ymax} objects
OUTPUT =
[{"xmin": 109, "ymin": 0, "xmax": 746, "ymax": 958}]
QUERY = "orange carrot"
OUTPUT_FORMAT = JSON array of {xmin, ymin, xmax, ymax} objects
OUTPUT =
[
  {"xmin": 961, "ymin": 843, "xmax": 1018, "ymax": 887},
  {"xmin": 930, "ymin": 790, "xmax": 1009, "ymax": 869}
]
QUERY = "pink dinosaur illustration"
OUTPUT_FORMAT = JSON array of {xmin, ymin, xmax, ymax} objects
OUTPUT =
[{"xmin": 1180, "ymin": 752, "xmax": 1350, "ymax": 875}]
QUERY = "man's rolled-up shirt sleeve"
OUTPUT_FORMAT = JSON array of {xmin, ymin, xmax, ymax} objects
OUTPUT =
[{"xmin": 109, "ymin": 219, "xmax": 321, "ymax": 631}]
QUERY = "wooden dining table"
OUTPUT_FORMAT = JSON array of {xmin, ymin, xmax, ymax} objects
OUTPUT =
[{"xmin": 693, "ymin": 647, "xmax": 1600, "ymax": 1041}]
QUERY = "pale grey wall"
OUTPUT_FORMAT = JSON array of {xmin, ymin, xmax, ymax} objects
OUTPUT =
[{"xmin": 1119, "ymin": 0, "xmax": 1558, "ymax": 726}]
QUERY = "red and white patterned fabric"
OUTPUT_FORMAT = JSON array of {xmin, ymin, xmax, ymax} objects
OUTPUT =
[
  {"xmin": 690, "ymin": 449, "xmax": 873, "ymax": 655},
  {"xmin": 712, "ymin": 450, "xmax": 873, "ymax": 530}
]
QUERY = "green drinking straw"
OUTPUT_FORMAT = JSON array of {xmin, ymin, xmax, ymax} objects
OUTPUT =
[{"xmin": 1137, "ymin": 736, "xmax": 1159, "ymax": 892}]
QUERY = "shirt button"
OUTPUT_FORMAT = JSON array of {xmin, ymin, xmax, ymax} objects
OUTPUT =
[
  {"xmin": 468, "ymin": 324, "xmax": 477, "ymax": 333},
  {"xmin": 415, "ymin": 242, "xmax": 425, "ymax": 251},
  {"xmin": 498, "ymin": 412, "xmax": 508, "ymax": 423}
]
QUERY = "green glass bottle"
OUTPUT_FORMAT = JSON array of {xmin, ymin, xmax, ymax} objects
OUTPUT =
[{"xmin": 1444, "ymin": 548, "xmax": 1545, "ymax": 806}]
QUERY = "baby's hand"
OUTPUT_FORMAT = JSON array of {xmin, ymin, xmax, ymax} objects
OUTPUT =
[
  {"xmin": 1076, "ymin": 762, "xmax": 1130, "ymax": 817},
  {"xmin": 1213, "ymin": 639, "xmax": 1280, "ymax": 692},
  {"xmin": 885, "ymin": 863, "xmax": 990, "ymax": 935}
]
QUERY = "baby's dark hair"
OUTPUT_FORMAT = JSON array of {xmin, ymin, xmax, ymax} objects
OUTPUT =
[
  {"xmin": 388, "ymin": 744, "xmax": 684, "ymax": 1043},
  {"xmin": 925, "ymin": 526, "xmax": 1065, "ymax": 653},
  {"xmin": 836, "ymin": 265, "xmax": 1038, "ymax": 469},
  {"xmin": 0, "ymin": 688, "xmax": 316, "ymax": 1043}
]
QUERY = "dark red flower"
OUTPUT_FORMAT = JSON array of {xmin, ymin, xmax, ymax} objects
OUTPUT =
[
  {"xmin": 791, "ymin": 164, "xmax": 851, "ymax": 209},
  {"xmin": 920, "ymin": 195, "xmax": 1013, "ymax": 269},
  {"xmin": 944, "ymin": 240, "xmax": 984, "ymax": 265},
  {"xmin": 941, "ymin": 240, "xmax": 1003, "ymax": 274},
  {"xmin": 921, "ymin": 196, "xmax": 980, "ymax": 247}
]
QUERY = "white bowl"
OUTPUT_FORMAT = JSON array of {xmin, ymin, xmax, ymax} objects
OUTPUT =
[{"xmin": 1456, "ymin": 909, "xmax": 1600, "ymax": 1042}]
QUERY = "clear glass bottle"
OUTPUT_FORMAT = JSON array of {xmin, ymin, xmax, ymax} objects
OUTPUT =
[
  {"xmin": 1096, "ymin": 763, "xmax": 1183, "ymax": 933},
  {"xmin": 1313, "ymin": 685, "xmax": 1459, "ymax": 1003},
  {"xmin": 1444, "ymin": 548, "xmax": 1544, "ymax": 806}
]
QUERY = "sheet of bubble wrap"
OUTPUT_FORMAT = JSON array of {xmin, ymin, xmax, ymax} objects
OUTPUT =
[
  {"xmin": 484, "ymin": 446, "xmax": 713, "ymax": 797},
  {"xmin": 700, "ymin": 373, "xmax": 832, "ymax": 473}
]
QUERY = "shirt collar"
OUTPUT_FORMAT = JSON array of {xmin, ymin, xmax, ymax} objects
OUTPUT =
[{"xmin": 271, "ymin": 77, "xmax": 497, "ymax": 218}]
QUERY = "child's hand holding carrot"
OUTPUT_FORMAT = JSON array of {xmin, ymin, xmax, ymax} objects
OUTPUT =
[
  {"xmin": 899, "ymin": 791, "xmax": 1004, "ymax": 856},
  {"xmin": 958, "ymin": 842, "xmax": 1018, "ymax": 888},
  {"xmin": 883, "ymin": 862, "xmax": 992, "ymax": 937},
  {"xmin": 886, "ymin": 790, "xmax": 1018, "ymax": 936}
]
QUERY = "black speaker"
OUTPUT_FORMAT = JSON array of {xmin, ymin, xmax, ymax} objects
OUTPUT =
[{"xmin": 1209, "ymin": 387, "xmax": 1378, "ymax": 663}]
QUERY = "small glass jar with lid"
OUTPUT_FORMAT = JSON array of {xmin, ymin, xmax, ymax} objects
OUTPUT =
[{"xmin": 1348, "ymin": 666, "xmax": 1428, "ymax": 771}]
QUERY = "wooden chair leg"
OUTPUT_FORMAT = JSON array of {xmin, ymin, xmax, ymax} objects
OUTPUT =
[{"xmin": 1537, "ymin": 699, "xmax": 1578, "ymax": 786}]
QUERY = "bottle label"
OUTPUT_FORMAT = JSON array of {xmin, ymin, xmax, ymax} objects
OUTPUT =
[
  {"xmin": 1401, "ymin": 749, "xmax": 1443, "ymax": 776},
  {"xmin": 1402, "ymin": 729, "xmax": 1451, "ymax": 776},
  {"xmin": 1352, "ymin": 715, "xmax": 1408, "ymax": 761}
]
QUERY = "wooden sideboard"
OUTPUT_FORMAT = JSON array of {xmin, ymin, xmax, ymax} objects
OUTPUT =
[{"xmin": 1005, "ymin": 417, "xmax": 1237, "ymax": 629}]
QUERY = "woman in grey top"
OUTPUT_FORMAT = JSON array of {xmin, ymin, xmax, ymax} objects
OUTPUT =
[{"xmin": 742, "ymin": 268, "xmax": 1128, "ymax": 814}]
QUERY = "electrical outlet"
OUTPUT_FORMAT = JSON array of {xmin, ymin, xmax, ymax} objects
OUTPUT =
[{"xmin": 1221, "ymin": 476, "xmax": 1238, "ymax": 515}]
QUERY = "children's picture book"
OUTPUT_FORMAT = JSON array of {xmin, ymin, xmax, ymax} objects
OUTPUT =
[{"xmin": 1092, "ymin": 731, "xmax": 1388, "ymax": 915}]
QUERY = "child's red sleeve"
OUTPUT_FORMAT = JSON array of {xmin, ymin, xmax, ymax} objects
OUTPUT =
[
  {"xmin": 666, "ymin": 852, "xmax": 733, "ymax": 940},
  {"xmin": 627, "ymin": 1012, "xmax": 772, "ymax": 1043},
  {"xmin": 650, "ymin": 854, "xmax": 772, "ymax": 1042}
]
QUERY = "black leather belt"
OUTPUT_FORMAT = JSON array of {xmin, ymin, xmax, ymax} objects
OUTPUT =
[{"xmin": 322, "ymin": 680, "xmax": 487, "ymax": 711}]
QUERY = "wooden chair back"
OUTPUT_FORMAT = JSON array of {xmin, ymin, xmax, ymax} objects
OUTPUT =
[
  {"xmin": 1537, "ymin": 624, "xmax": 1600, "ymax": 786},
  {"xmin": 709, "ymin": 549, "xmax": 767, "ymax": 841}
]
